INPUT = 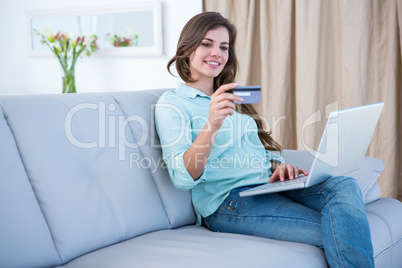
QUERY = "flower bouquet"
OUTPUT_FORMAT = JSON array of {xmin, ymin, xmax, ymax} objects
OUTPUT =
[
  {"xmin": 106, "ymin": 28, "xmax": 139, "ymax": 47},
  {"xmin": 35, "ymin": 26, "xmax": 99, "ymax": 93}
]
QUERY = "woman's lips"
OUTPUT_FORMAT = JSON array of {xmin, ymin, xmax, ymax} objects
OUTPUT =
[{"xmin": 205, "ymin": 61, "xmax": 221, "ymax": 68}]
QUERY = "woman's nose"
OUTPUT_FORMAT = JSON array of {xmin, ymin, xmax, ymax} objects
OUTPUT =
[{"xmin": 210, "ymin": 46, "xmax": 221, "ymax": 58}]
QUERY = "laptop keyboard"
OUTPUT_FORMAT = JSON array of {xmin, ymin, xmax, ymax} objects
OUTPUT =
[{"xmin": 272, "ymin": 176, "xmax": 307, "ymax": 187}]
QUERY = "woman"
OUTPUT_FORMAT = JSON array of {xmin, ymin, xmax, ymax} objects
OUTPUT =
[{"xmin": 155, "ymin": 12, "xmax": 374, "ymax": 267}]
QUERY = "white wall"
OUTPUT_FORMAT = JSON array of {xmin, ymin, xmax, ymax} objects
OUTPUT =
[{"xmin": 0, "ymin": 0, "xmax": 202, "ymax": 95}]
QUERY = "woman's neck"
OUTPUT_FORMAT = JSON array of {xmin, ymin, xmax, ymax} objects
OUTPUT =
[{"xmin": 186, "ymin": 79, "xmax": 214, "ymax": 96}]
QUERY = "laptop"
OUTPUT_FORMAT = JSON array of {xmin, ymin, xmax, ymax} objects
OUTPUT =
[{"xmin": 239, "ymin": 102, "xmax": 384, "ymax": 197}]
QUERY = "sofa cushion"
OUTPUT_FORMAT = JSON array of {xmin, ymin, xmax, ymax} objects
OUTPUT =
[
  {"xmin": 0, "ymin": 106, "xmax": 60, "ymax": 268},
  {"xmin": 343, "ymin": 156, "xmax": 384, "ymax": 203},
  {"xmin": 56, "ymin": 198, "xmax": 402, "ymax": 268},
  {"xmin": 0, "ymin": 94, "xmax": 170, "ymax": 264},
  {"xmin": 58, "ymin": 226, "xmax": 328, "ymax": 268},
  {"xmin": 58, "ymin": 197, "xmax": 402, "ymax": 268},
  {"xmin": 365, "ymin": 198, "xmax": 402, "ymax": 267},
  {"xmin": 109, "ymin": 90, "xmax": 196, "ymax": 228}
]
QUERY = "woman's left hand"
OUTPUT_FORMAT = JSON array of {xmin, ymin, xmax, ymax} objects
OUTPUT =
[{"xmin": 269, "ymin": 163, "xmax": 308, "ymax": 183}]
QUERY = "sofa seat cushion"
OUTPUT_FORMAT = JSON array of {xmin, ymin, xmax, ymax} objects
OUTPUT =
[
  {"xmin": 60, "ymin": 226, "xmax": 328, "ymax": 268},
  {"xmin": 59, "ymin": 197, "xmax": 402, "ymax": 268},
  {"xmin": 366, "ymin": 198, "xmax": 402, "ymax": 267}
]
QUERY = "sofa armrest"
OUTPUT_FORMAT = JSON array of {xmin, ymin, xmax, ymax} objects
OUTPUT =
[
  {"xmin": 343, "ymin": 157, "xmax": 384, "ymax": 204},
  {"xmin": 282, "ymin": 150, "xmax": 384, "ymax": 204},
  {"xmin": 363, "ymin": 182, "xmax": 381, "ymax": 204}
]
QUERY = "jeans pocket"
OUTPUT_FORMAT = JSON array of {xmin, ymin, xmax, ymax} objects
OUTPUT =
[{"xmin": 215, "ymin": 200, "xmax": 243, "ymax": 216}]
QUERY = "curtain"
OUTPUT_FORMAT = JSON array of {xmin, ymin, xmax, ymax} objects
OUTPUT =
[{"xmin": 204, "ymin": 0, "xmax": 402, "ymax": 200}]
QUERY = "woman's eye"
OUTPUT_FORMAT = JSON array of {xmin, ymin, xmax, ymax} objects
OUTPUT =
[
  {"xmin": 220, "ymin": 46, "xmax": 228, "ymax": 51},
  {"xmin": 202, "ymin": 43, "xmax": 212, "ymax": 47}
]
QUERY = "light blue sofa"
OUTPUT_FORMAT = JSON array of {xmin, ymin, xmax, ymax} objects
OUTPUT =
[{"xmin": 1, "ymin": 89, "xmax": 401, "ymax": 268}]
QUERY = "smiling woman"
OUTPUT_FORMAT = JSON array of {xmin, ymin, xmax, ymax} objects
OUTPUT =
[
  {"xmin": 186, "ymin": 27, "xmax": 230, "ymax": 94},
  {"xmin": 167, "ymin": 12, "xmax": 238, "ymax": 92},
  {"xmin": 156, "ymin": 12, "xmax": 376, "ymax": 268}
]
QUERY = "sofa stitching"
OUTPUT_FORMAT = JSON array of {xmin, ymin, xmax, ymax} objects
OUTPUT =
[
  {"xmin": 56, "ymin": 95, "xmax": 124, "ymax": 240},
  {"xmin": 365, "ymin": 211, "xmax": 396, "ymax": 257},
  {"xmin": 110, "ymin": 93, "xmax": 172, "ymax": 226},
  {"xmin": 373, "ymin": 235, "xmax": 402, "ymax": 264},
  {"xmin": 0, "ymin": 102, "xmax": 63, "ymax": 265}
]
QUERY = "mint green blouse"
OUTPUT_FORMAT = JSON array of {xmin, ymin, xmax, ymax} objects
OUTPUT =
[{"xmin": 155, "ymin": 83, "xmax": 284, "ymax": 225}]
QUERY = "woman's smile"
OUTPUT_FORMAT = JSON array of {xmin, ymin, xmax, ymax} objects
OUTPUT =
[
  {"xmin": 188, "ymin": 26, "xmax": 229, "ymax": 83},
  {"xmin": 204, "ymin": 60, "xmax": 221, "ymax": 67}
]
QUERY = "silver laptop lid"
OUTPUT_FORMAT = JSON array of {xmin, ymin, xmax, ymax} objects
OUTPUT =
[{"xmin": 305, "ymin": 102, "xmax": 384, "ymax": 187}]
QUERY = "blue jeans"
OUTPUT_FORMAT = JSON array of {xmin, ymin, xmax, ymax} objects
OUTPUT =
[{"xmin": 203, "ymin": 176, "xmax": 374, "ymax": 268}]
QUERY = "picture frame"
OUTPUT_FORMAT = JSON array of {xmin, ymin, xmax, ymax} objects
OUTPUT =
[{"xmin": 27, "ymin": 1, "xmax": 163, "ymax": 57}]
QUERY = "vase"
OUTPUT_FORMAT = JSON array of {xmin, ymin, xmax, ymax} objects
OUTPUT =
[{"xmin": 62, "ymin": 72, "xmax": 76, "ymax": 94}]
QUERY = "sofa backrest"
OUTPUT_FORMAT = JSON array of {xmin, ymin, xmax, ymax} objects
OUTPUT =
[
  {"xmin": 109, "ymin": 91, "xmax": 196, "ymax": 228},
  {"xmin": 0, "ymin": 105, "xmax": 61, "ymax": 267},
  {"xmin": 0, "ymin": 90, "xmax": 195, "ymax": 267}
]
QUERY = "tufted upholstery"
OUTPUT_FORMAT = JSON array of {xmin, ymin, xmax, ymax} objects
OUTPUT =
[{"xmin": 0, "ymin": 90, "xmax": 401, "ymax": 268}]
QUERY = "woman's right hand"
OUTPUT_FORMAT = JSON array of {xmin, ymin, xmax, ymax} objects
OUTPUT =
[
  {"xmin": 183, "ymin": 83, "xmax": 243, "ymax": 181},
  {"xmin": 269, "ymin": 163, "xmax": 309, "ymax": 183},
  {"xmin": 208, "ymin": 83, "xmax": 244, "ymax": 129}
]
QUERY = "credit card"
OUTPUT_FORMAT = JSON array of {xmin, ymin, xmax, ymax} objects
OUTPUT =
[{"xmin": 233, "ymin": 86, "xmax": 261, "ymax": 104}]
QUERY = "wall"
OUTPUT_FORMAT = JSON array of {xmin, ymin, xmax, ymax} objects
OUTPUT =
[{"xmin": 0, "ymin": 0, "xmax": 203, "ymax": 95}]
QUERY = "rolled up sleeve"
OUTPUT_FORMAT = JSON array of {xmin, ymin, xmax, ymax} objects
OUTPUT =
[
  {"xmin": 164, "ymin": 151, "xmax": 207, "ymax": 190},
  {"xmin": 155, "ymin": 97, "xmax": 204, "ymax": 191}
]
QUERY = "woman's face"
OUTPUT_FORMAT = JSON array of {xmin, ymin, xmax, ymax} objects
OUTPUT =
[{"xmin": 188, "ymin": 26, "xmax": 230, "ymax": 83}]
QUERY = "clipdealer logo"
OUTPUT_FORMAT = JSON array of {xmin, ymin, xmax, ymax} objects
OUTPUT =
[
  {"xmin": 63, "ymin": 100, "xmax": 340, "ymax": 167},
  {"xmin": 64, "ymin": 101, "xmax": 149, "ymax": 161},
  {"xmin": 301, "ymin": 101, "xmax": 339, "ymax": 167}
]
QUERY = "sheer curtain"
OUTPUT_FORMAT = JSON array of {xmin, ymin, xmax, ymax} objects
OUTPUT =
[{"xmin": 204, "ymin": 0, "xmax": 402, "ymax": 200}]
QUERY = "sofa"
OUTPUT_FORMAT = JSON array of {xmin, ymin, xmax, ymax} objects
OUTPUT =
[{"xmin": 0, "ymin": 89, "xmax": 401, "ymax": 268}]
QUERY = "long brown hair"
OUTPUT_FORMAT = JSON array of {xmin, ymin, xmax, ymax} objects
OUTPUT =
[{"xmin": 168, "ymin": 12, "xmax": 281, "ymax": 152}]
